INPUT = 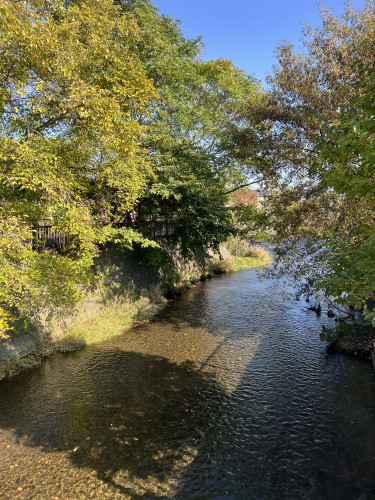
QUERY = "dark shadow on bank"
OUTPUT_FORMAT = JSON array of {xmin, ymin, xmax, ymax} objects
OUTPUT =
[{"xmin": 0, "ymin": 350, "xmax": 228, "ymax": 498}]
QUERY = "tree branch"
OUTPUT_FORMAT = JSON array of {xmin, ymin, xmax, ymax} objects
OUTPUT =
[
  {"xmin": 34, "ymin": 110, "xmax": 70, "ymax": 133},
  {"xmin": 224, "ymin": 180, "xmax": 262, "ymax": 195}
]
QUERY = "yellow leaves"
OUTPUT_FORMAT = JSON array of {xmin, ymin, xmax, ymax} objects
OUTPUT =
[
  {"xmin": 0, "ymin": 210, "xmax": 96, "ymax": 335},
  {"xmin": 0, "ymin": 308, "xmax": 15, "ymax": 340},
  {"xmin": 0, "ymin": 0, "xmax": 159, "ymax": 330}
]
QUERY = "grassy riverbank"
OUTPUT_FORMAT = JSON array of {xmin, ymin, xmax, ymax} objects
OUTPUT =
[
  {"xmin": 210, "ymin": 244, "xmax": 272, "ymax": 274},
  {"xmin": 0, "ymin": 245, "xmax": 272, "ymax": 380},
  {"xmin": 0, "ymin": 284, "xmax": 168, "ymax": 380},
  {"xmin": 58, "ymin": 284, "xmax": 167, "ymax": 347}
]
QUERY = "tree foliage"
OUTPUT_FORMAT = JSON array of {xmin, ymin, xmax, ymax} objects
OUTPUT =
[
  {"xmin": 0, "ymin": 0, "xmax": 156, "ymax": 336},
  {"xmin": 316, "ymin": 62, "xmax": 375, "ymax": 312},
  {"xmin": 0, "ymin": 0, "xmax": 264, "ymax": 336},
  {"xmin": 229, "ymin": 1, "xmax": 375, "ymax": 311},
  {"xmin": 118, "ymin": 0, "xmax": 262, "ymax": 257}
]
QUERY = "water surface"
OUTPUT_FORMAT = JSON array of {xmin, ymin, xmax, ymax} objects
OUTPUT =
[{"xmin": 1, "ymin": 269, "xmax": 375, "ymax": 499}]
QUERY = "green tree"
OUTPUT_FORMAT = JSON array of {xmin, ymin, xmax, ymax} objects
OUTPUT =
[
  {"xmin": 0, "ymin": 0, "xmax": 156, "ymax": 336},
  {"xmin": 0, "ymin": 0, "xmax": 266, "ymax": 336},
  {"xmin": 230, "ymin": 1, "xmax": 375, "ymax": 309},
  {"xmin": 118, "ymin": 0, "xmax": 263, "ymax": 257},
  {"xmin": 316, "ymin": 63, "xmax": 375, "ymax": 312}
]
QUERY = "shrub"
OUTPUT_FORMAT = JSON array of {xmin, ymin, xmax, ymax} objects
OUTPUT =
[
  {"xmin": 210, "ymin": 257, "xmax": 235, "ymax": 274},
  {"xmin": 244, "ymin": 245, "xmax": 270, "ymax": 260}
]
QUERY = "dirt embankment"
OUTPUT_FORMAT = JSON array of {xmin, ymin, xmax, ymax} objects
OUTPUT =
[{"xmin": 327, "ymin": 331, "xmax": 375, "ymax": 363}]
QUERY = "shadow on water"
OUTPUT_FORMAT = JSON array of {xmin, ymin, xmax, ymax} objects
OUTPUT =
[
  {"xmin": 1, "ymin": 270, "xmax": 375, "ymax": 499},
  {"xmin": 0, "ymin": 350, "xmax": 228, "ymax": 497}
]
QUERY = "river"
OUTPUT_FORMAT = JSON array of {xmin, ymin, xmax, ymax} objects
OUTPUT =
[{"xmin": 1, "ymin": 268, "xmax": 375, "ymax": 499}]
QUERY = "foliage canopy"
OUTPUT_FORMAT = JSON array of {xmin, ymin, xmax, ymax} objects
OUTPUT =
[
  {"xmin": 0, "ymin": 0, "xmax": 263, "ymax": 336},
  {"xmin": 229, "ymin": 0, "xmax": 375, "ymax": 313},
  {"xmin": 0, "ymin": 0, "xmax": 156, "ymax": 335}
]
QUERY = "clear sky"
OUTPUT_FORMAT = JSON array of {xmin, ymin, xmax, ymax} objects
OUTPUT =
[{"xmin": 152, "ymin": 0, "xmax": 366, "ymax": 83}]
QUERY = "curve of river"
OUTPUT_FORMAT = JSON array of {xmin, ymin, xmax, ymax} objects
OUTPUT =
[{"xmin": 1, "ymin": 269, "xmax": 375, "ymax": 499}]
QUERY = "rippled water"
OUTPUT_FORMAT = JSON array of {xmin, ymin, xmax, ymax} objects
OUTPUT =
[{"xmin": 1, "ymin": 269, "xmax": 375, "ymax": 499}]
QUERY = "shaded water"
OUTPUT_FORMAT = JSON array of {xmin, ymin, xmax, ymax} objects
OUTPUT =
[{"xmin": 1, "ymin": 269, "xmax": 375, "ymax": 499}]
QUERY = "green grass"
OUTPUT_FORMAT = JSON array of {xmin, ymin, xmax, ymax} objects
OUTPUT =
[
  {"xmin": 0, "ymin": 285, "xmax": 168, "ymax": 380},
  {"xmin": 57, "ymin": 284, "xmax": 167, "ymax": 347},
  {"xmin": 231, "ymin": 255, "xmax": 272, "ymax": 271}
]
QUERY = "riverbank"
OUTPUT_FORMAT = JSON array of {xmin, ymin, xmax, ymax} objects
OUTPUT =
[
  {"xmin": 0, "ymin": 284, "xmax": 167, "ymax": 380},
  {"xmin": 210, "ymin": 244, "xmax": 272, "ymax": 274},
  {"xmin": 321, "ymin": 316, "xmax": 375, "ymax": 363},
  {"xmin": 0, "ymin": 248, "xmax": 272, "ymax": 381},
  {"xmin": 327, "ymin": 329, "xmax": 375, "ymax": 362},
  {"xmin": 2, "ymin": 261, "xmax": 375, "ymax": 500}
]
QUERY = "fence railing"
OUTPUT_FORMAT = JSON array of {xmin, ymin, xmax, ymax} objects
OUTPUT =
[
  {"xmin": 137, "ymin": 220, "xmax": 174, "ymax": 241},
  {"xmin": 32, "ymin": 222, "xmax": 70, "ymax": 252},
  {"xmin": 32, "ymin": 219, "xmax": 175, "ymax": 252}
]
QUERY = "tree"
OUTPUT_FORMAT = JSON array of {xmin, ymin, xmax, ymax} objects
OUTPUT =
[
  {"xmin": 229, "ymin": 1, "xmax": 375, "ymax": 309},
  {"xmin": 232, "ymin": 188, "xmax": 258, "ymax": 209},
  {"xmin": 117, "ymin": 0, "xmax": 263, "ymax": 257},
  {"xmin": 0, "ymin": 0, "xmax": 266, "ymax": 336},
  {"xmin": 316, "ymin": 62, "xmax": 375, "ymax": 313},
  {"xmin": 0, "ymin": 0, "xmax": 156, "ymax": 336}
]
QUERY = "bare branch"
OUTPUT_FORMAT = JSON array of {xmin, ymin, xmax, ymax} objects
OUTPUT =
[{"xmin": 224, "ymin": 180, "xmax": 262, "ymax": 195}]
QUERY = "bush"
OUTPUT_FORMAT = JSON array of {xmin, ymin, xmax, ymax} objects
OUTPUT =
[
  {"xmin": 210, "ymin": 257, "xmax": 235, "ymax": 274},
  {"xmin": 224, "ymin": 238, "xmax": 249, "ymax": 257},
  {"xmin": 244, "ymin": 245, "xmax": 270, "ymax": 260}
]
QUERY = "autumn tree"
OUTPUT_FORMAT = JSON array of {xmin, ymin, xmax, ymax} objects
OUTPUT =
[
  {"xmin": 229, "ymin": 1, "xmax": 375, "ymax": 310},
  {"xmin": 232, "ymin": 188, "xmax": 258, "ymax": 209},
  {"xmin": 0, "ymin": 0, "xmax": 156, "ymax": 336}
]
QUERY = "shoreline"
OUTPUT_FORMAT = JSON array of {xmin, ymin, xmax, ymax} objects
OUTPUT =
[
  {"xmin": 3, "ymin": 250, "xmax": 374, "ymax": 381},
  {"xmin": 327, "ymin": 333, "xmax": 375, "ymax": 363},
  {"xmin": 0, "ymin": 253, "xmax": 271, "ymax": 381}
]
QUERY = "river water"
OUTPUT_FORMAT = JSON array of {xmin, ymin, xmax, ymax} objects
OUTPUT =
[{"xmin": 1, "ymin": 269, "xmax": 375, "ymax": 499}]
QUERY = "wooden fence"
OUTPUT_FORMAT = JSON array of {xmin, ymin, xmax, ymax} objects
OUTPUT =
[
  {"xmin": 32, "ymin": 219, "xmax": 174, "ymax": 252},
  {"xmin": 33, "ymin": 222, "xmax": 70, "ymax": 252}
]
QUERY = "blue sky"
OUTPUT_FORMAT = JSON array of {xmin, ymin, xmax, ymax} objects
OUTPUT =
[{"xmin": 152, "ymin": 0, "xmax": 366, "ymax": 83}]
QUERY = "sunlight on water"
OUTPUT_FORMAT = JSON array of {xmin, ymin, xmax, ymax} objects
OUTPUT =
[
  {"xmin": 1, "ymin": 269, "xmax": 375, "ymax": 499},
  {"xmin": 198, "ymin": 334, "xmax": 263, "ymax": 394}
]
